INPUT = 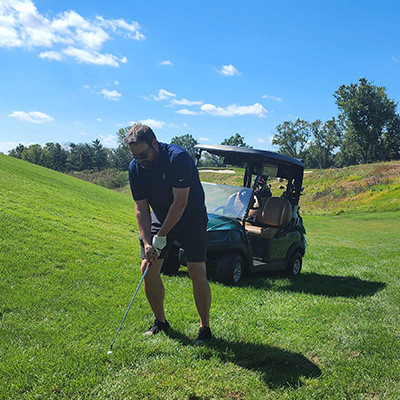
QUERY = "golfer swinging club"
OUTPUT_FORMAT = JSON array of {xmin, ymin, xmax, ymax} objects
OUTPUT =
[{"xmin": 125, "ymin": 124, "xmax": 212, "ymax": 343}]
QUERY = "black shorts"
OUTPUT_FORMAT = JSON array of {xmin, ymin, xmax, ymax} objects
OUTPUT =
[{"xmin": 139, "ymin": 213, "xmax": 207, "ymax": 262}]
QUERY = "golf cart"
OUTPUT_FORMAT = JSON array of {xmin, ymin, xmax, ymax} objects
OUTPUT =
[{"xmin": 161, "ymin": 144, "xmax": 306, "ymax": 285}]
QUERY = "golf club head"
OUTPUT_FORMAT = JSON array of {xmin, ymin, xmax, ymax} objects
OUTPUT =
[{"xmin": 107, "ymin": 350, "xmax": 113, "ymax": 355}]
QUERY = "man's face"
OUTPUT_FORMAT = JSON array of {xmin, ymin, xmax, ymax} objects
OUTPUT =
[{"xmin": 129, "ymin": 139, "xmax": 159, "ymax": 169}]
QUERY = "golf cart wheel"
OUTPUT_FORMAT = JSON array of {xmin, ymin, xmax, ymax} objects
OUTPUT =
[
  {"xmin": 215, "ymin": 254, "xmax": 245, "ymax": 285},
  {"xmin": 286, "ymin": 251, "xmax": 302, "ymax": 276},
  {"xmin": 161, "ymin": 246, "xmax": 180, "ymax": 276}
]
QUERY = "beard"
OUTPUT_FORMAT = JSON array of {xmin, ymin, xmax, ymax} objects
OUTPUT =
[{"xmin": 139, "ymin": 159, "xmax": 157, "ymax": 170}]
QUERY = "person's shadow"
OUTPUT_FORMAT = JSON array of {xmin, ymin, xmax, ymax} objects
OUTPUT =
[{"xmin": 166, "ymin": 329, "xmax": 321, "ymax": 388}]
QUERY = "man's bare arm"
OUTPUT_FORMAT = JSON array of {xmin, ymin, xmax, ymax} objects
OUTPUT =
[{"xmin": 135, "ymin": 199, "xmax": 154, "ymax": 259}]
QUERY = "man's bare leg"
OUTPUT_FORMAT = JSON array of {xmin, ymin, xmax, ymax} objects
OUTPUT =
[
  {"xmin": 141, "ymin": 258, "xmax": 166, "ymax": 322},
  {"xmin": 187, "ymin": 261, "xmax": 211, "ymax": 327}
]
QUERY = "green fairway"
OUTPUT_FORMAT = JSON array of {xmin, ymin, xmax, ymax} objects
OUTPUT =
[{"xmin": 1, "ymin": 154, "xmax": 400, "ymax": 399}]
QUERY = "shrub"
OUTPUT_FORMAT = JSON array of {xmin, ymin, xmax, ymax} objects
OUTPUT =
[{"xmin": 67, "ymin": 168, "xmax": 128, "ymax": 189}]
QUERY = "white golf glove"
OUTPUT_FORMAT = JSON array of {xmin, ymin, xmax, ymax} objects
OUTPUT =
[{"xmin": 152, "ymin": 235, "xmax": 167, "ymax": 256}]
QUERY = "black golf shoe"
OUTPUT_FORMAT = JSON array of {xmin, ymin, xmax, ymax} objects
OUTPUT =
[
  {"xmin": 195, "ymin": 326, "xmax": 212, "ymax": 344},
  {"xmin": 144, "ymin": 319, "xmax": 170, "ymax": 335}
]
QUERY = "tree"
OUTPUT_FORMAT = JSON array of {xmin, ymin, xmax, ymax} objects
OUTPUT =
[
  {"xmin": 8, "ymin": 144, "xmax": 26, "ymax": 159},
  {"xmin": 66, "ymin": 143, "xmax": 96, "ymax": 171},
  {"xmin": 272, "ymin": 119, "xmax": 310, "ymax": 158},
  {"xmin": 43, "ymin": 142, "xmax": 68, "ymax": 171},
  {"xmin": 21, "ymin": 144, "xmax": 43, "ymax": 165},
  {"xmin": 303, "ymin": 119, "xmax": 342, "ymax": 169},
  {"xmin": 116, "ymin": 126, "xmax": 133, "ymax": 147},
  {"xmin": 110, "ymin": 146, "xmax": 132, "ymax": 171},
  {"xmin": 92, "ymin": 139, "xmax": 108, "ymax": 170},
  {"xmin": 221, "ymin": 133, "xmax": 252, "ymax": 148},
  {"xmin": 334, "ymin": 78, "xmax": 400, "ymax": 164},
  {"xmin": 171, "ymin": 134, "xmax": 198, "ymax": 160}
]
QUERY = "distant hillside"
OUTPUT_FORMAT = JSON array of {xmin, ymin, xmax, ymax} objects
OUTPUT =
[
  {"xmin": 301, "ymin": 161, "xmax": 400, "ymax": 214},
  {"xmin": 197, "ymin": 162, "xmax": 400, "ymax": 215}
]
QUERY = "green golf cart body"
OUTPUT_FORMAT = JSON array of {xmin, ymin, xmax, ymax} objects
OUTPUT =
[{"xmin": 161, "ymin": 144, "xmax": 306, "ymax": 285}]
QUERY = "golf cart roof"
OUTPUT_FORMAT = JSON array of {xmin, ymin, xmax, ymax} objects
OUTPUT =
[
  {"xmin": 196, "ymin": 144, "xmax": 305, "ymax": 202},
  {"xmin": 196, "ymin": 144, "xmax": 304, "ymax": 168}
]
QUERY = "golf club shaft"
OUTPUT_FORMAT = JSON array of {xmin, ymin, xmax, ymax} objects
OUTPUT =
[{"xmin": 109, "ymin": 261, "xmax": 151, "ymax": 350}]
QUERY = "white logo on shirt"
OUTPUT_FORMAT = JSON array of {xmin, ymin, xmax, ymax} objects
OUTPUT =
[{"xmin": 179, "ymin": 178, "xmax": 184, "ymax": 182}]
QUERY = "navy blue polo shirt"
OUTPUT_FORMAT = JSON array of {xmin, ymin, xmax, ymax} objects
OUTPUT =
[{"xmin": 128, "ymin": 142, "xmax": 207, "ymax": 232}]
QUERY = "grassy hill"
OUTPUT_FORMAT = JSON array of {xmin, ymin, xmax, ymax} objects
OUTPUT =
[
  {"xmin": 1, "ymin": 154, "xmax": 400, "ymax": 399},
  {"xmin": 195, "ymin": 161, "xmax": 400, "ymax": 215}
]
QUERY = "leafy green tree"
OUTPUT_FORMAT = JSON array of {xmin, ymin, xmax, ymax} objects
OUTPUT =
[
  {"xmin": 66, "ymin": 143, "xmax": 96, "ymax": 171},
  {"xmin": 221, "ymin": 133, "xmax": 252, "ymax": 148},
  {"xmin": 92, "ymin": 139, "xmax": 109, "ymax": 170},
  {"xmin": 116, "ymin": 126, "xmax": 133, "ymax": 147},
  {"xmin": 110, "ymin": 125, "xmax": 134, "ymax": 170},
  {"xmin": 110, "ymin": 146, "xmax": 132, "ymax": 171},
  {"xmin": 334, "ymin": 78, "xmax": 400, "ymax": 164},
  {"xmin": 272, "ymin": 119, "xmax": 310, "ymax": 158},
  {"xmin": 8, "ymin": 144, "xmax": 26, "ymax": 159},
  {"xmin": 21, "ymin": 144, "xmax": 43, "ymax": 165},
  {"xmin": 382, "ymin": 114, "xmax": 400, "ymax": 160},
  {"xmin": 43, "ymin": 142, "xmax": 68, "ymax": 171},
  {"xmin": 303, "ymin": 119, "xmax": 342, "ymax": 169},
  {"xmin": 171, "ymin": 134, "xmax": 199, "ymax": 160}
]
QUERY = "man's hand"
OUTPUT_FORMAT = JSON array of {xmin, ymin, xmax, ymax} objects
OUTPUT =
[{"xmin": 152, "ymin": 235, "xmax": 167, "ymax": 257}]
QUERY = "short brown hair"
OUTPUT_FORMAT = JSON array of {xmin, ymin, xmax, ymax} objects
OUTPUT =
[{"xmin": 124, "ymin": 124, "xmax": 156, "ymax": 146}]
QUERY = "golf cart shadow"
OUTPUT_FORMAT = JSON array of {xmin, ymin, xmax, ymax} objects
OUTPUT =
[
  {"xmin": 241, "ymin": 272, "xmax": 386, "ymax": 298},
  {"xmin": 167, "ymin": 329, "xmax": 321, "ymax": 389}
]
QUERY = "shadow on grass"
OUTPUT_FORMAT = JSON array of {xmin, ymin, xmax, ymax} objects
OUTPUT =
[
  {"xmin": 167, "ymin": 329, "xmax": 321, "ymax": 389},
  {"xmin": 241, "ymin": 272, "xmax": 386, "ymax": 298}
]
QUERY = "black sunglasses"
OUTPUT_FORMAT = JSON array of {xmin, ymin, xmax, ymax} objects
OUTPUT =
[{"xmin": 133, "ymin": 145, "xmax": 152, "ymax": 160}]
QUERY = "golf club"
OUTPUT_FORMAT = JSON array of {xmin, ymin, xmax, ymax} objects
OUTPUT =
[{"xmin": 107, "ymin": 258, "xmax": 154, "ymax": 354}]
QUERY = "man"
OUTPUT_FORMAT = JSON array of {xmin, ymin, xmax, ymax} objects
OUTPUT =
[{"xmin": 125, "ymin": 124, "xmax": 212, "ymax": 343}]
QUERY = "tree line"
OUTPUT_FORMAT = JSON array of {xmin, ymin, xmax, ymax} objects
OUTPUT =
[{"xmin": 7, "ymin": 78, "xmax": 400, "ymax": 171}]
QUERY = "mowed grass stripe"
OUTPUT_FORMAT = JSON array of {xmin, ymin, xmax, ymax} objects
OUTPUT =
[{"xmin": 1, "ymin": 154, "xmax": 400, "ymax": 399}]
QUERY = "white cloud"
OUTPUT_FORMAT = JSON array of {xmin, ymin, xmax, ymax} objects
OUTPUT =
[
  {"xmin": 219, "ymin": 64, "xmax": 241, "ymax": 76},
  {"xmin": 39, "ymin": 50, "xmax": 62, "ymax": 61},
  {"xmin": 96, "ymin": 118, "xmax": 102, "ymax": 121},
  {"xmin": 262, "ymin": 94, "xmax": 283, "ymax": 102},
  {"xmin": 0, "ymin": 26, "xmax": 23, "ymax": 47},
  {"xmin": 9, "ymin": 110, "xmax": 54, "ymax": 123},
  {"xmin": 114, "ymin": 80, "xmax": 119, "ymax": 86},
  {"xmin": 175, "ymin": 109, "xmax": 199, "ymax": 115},
  {"xmin": 151, "ymin": 89, "xmax": 176, "ymax": 101},
  {"xmin": 0, "ymin": 1, "xmax": 144, "ymax": 66},
  {"xmin": 171, "ymin": 98, "xmax": 203, "ymax": 106},
  {"xmin": 159, "ymin": 60, "xmax": 173, "ymax": 66},
  {"xmin": 257, "ymin": 137, "xmax": 266, "ymax": 143},
  {"xmin": 63, "ymin": 46, "xmax": 122, "ymax": 66},
  {"xmin": 99, "ymin": 134, "xmax": 118, "ymax": 148},
  {"xmin": 101, "ymin": 89, "xmax": 121, "ymax": 101},
  {"xmin": 201, "ymin": 103, "xmax": 267, "ymax": 117},
  {"xmin": 138, "ymin": 119, "xmax": 166, "ymax": 129},
  {"xmin": 198, "ymin": 137, "xmax": 210, "ymax": 142},
  {"xmin": 96, "ymin": 16, "xmax": 145, "ymax": 40},
  {"xmin": 0, "ymin": 141, "xmax": 29, "ymax": 153}
]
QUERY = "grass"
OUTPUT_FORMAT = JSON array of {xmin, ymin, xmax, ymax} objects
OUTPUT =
[{"xmin": 1, "ymin": 154, "xmax": 400, "ymax": 399}]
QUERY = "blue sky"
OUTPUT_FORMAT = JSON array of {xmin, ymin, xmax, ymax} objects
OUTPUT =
[{"xmin": 1, "ymin": 0, "xmax": 400, "ymax": 153}]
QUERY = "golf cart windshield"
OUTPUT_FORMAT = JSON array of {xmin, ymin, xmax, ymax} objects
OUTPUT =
[{"xmin": 202, "ymin": 182, "xmax": 253, "ymax": 220}]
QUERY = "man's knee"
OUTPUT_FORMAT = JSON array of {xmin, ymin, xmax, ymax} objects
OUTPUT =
[
  {"xmin": 187, "ymin": 262, "xmax": 207, "ymax": 281},
  {"xmin": 141, "ymin": 258, "xmax": 164, "ymax": 275}
]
